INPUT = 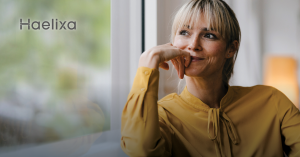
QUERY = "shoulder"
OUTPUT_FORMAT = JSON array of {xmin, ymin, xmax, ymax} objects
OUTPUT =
[
  {"xmin": 230, "ymin": 84, "xmax": 276, "ymax": 97},
  {"xmin": 157, "ymin": 92, "xmax": 189, "ymax": 107},
  {"xmin": 158, "ymin": 93, "xmax": 178, "ymax": 103},
  {"xmin": 157, "ymin": 93, "xmax": 179, "ymax": 124},
  {"xmin": 157, "ymin": 93, "xmax": 181, "ymax": 108},
  {"xmin": 226, "ymin": 85, "xmax": 282, "ymax": 108},
  {"xmin": 230, "ymin": 85, "xmax": 293, "ymax": 107},
  {"xmin": 231, "ymin": 84, "xmax": 274, "ymax": 92},
  {"xmin": 157, "ymin": 92, "xmax": 186, "ymax": 115},
  {"xmin": 234, "ymin": 85, "xmax": 289, "ymax": 97}
]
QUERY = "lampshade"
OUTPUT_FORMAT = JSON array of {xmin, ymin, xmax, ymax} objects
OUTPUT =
[{"xmin": 264, "ymin": 56, "xmax": 299, "ymax": 108}]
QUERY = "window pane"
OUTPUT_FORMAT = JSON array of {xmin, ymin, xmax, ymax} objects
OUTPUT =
[{"xmin": 0, "ymin": 0, "xmax": 110, "ymax": 153}]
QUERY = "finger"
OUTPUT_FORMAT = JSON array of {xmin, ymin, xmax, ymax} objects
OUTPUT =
[
  {"xmin": 180, "ymin": 49, "xmax": 191, "ymax": 67},
  {"xmin": 165, "ymin": 43, "xmax": 173, "ymax": 47},
  {"xmin": 159, "ymin": 62, "xmax": 169, "ymax": 70},
  {"xmin": 171, "ymin": 59, "xmax": 180, "ymax": 77},
  {"xmin": 173, "ymin": 58, "xmax": 182, "ymax": 79},
  {"xmin": 177, "ymin": 57, "xmax": 184, "ymax": 79},
  {"xmin": 181, "ymin": 56, "xmax": 185, "ymax": 79}
]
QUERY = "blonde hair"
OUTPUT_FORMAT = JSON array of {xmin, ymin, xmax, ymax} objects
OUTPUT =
[{"xmin": 171, "ymin": 0, "xmax": 241, "ymax": 84}]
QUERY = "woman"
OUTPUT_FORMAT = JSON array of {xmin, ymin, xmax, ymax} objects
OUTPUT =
[{"xmin": 121, "ymin": 0, "xmax": 300, "ymax": 156}]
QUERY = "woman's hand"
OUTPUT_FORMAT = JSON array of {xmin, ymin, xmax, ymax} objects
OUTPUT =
[{"xmin": 138, "ymin": 43, "xmax": 191, "ymax": 79}]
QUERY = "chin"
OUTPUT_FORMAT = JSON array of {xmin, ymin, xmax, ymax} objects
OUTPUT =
[{"xmin": 184, "ymin": 67, "xmax": 204, "ymax": 77}]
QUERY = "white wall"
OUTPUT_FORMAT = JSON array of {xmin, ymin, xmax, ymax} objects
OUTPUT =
[
  {"xmin": 225, "ymin": 0, "xmax": 264, "ymax": 86},
  {"xmin": 263, "ymin": 0, "xmax": 300, "ymax": 56},
  {"xmin": 225, "ymin": 0, "xmax": 300, "ymax": 87},
  {"xmin": 262, "ymin": 0, "xmax": 300, "ymax": 85}
]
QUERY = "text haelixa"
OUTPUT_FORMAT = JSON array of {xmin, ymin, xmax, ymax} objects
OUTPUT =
[{"xmin": 20, "ymin": 19, "xmax": 76, "ymax": 30}]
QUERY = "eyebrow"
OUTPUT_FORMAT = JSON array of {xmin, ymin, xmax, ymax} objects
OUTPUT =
[
  {"xmin": 200, "ymin": 27, "xmax": 215, "ymax": 31},
  {"xmin": 183, "ymin": 25, "xmax": 191, "ymax": 29},
  {"xmin": 183, "ymin": 25, "xmax": 214, "ymax": 31},
  {"xmin": 202, "ymin": 27, "xmax": 210, "ymax": 31}
]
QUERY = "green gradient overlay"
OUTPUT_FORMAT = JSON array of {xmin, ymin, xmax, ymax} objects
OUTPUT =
[{"xmin": 0, "ymin": 0, "xmax": 111, "ymax": 151}]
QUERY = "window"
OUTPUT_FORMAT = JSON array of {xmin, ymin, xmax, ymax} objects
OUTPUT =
[
  {"xmin": 0, "ymin": 0, "xmax": 111, "ymax": 154},
  {"xmin": 0, "ymin": 0, "xmax": 142, "ymax": 156}
]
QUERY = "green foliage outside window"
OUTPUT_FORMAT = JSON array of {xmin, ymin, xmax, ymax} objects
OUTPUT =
[{"xmin": 0, "ymin": 0, "xmax": 111, "ymax": 151}]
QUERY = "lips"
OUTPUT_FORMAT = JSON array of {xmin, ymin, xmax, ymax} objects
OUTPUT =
[{"xmin": 191, "ymin": 56, "xmax": 205, "ymax": 61}]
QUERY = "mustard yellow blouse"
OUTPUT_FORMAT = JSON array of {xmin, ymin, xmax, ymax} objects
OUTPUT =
[{"xmin": 121, "ymin": 67, "xmax": 300, "ymax": 157}]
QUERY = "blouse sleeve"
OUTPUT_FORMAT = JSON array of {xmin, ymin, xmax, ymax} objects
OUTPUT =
[
  {"xmin": 120, "ymin": 67, "xmax": 173, "ymax": 157},
  {"xmin": 275, "ymin": 88, "xmax": 300, "ymax": 156}
]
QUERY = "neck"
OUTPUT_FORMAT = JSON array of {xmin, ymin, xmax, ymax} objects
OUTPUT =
[{"xmin": 185, "ymin": 74, "xmax": 228, "ymax": 108}]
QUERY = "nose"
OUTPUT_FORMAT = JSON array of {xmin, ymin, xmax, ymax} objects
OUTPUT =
[{"xmin": 188, "ymin": 35, "xmax": 202, "ymax": 51}]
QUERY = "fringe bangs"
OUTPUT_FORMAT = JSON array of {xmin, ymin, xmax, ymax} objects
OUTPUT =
[{"xmin": 171, "ymin": 0, "xmax": 238, "ymax": 43}]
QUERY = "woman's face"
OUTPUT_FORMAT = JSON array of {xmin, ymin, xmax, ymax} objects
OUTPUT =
[{"xmin": 173, "ymin": 16, "xmax": 231, "ymax": 78}]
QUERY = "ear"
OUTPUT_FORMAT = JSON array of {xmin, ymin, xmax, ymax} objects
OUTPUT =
[{"xmin": 226, "ymin": 40, "xmax": 239, "ymax": 58}]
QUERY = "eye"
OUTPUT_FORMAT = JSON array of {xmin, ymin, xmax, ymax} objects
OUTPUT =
[
  {"xmin": 179, "ymin": 30, "xmax": 189, "ymax": 36},
  {"xmin": 204, "ymin": 33, "xmax": 216, "ymax": 39}
]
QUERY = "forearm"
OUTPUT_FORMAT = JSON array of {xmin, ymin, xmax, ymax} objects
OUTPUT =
[{"xmin": 121, "ymin": 67, "xmax": 168, "ymax": 156}]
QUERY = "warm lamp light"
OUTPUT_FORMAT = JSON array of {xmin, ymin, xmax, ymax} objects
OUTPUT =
[{"xmin": 264, "ymin": 56, "xmax": 299, "ymax": 108}]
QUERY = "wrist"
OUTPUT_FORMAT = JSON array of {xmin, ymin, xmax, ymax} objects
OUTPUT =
[{"xmin": 139, "ymin": 49, "xmax": 160, "ymax": 69}]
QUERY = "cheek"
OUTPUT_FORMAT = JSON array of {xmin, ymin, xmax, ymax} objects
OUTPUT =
[
  {"xmin": 205, "ymin": 42, "xmax": 227, "ymax": 67},
  {"xmin": 173, "ymin": 37, "xmax": 187, "ymax": 49},
  {"xmin": 205, "ymin": 42, "xmax": 227, "ymax": 56}
]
